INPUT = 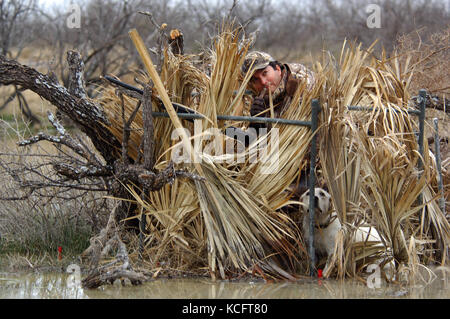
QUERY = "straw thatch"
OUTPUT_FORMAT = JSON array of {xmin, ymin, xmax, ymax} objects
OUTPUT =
[{"xmin": 99, "ymin": 25, "xmax": 449, "ymax": 282}]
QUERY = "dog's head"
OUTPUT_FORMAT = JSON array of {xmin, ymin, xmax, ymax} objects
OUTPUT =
[{"xmin": 300, "ymin": 188, "xmax": 331, "ymax": 220}]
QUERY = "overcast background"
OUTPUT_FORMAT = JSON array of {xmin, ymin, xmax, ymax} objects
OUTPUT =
[{"xmin": 1, "ymin": 0, "xmax": 449, "ymax": 95}]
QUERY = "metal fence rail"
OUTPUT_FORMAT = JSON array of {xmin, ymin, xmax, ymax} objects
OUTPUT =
[{"xmin": 135, "ymin": 84, "xmax": 438, "ymax": 278}]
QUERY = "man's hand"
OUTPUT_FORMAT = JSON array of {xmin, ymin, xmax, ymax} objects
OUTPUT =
[
  {"xmin": 250, "ymin": 97, "xmax": 266, "ymax": 116},
  {"xmin": 250, "ymin": 88, "xmax": 267, "ymax": 116}
]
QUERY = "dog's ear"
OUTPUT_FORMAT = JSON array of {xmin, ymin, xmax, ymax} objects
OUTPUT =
[
  {"xmin": 300, "ymin": 189, "xmax": 309, "ymax": 202},
  {"xmin": 297, "ymin": 185, "xmax": 308, "ymax": 198},
  {"xmin": 287, "ymin": 183, "xmax": 308, "ymax": 198},
  {"xmin": 299, "ymin": 190, "xmax": 309, "ymax": 214}
]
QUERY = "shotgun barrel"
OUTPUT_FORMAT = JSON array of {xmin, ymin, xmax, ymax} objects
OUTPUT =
[{"xmin": 103, "ymin": 75, "xmax": 196, "ymax": 118}]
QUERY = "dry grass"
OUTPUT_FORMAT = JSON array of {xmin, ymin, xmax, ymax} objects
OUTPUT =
[
  {"xmin": 395, "ymin": 27, "xmax": 450, "ymax": 199},
  {"xmin": 0, "ymin": 154, "xmax": 109, "ymax": 272},
  {"xmin": 0, "ymin": 113, "xmax": 110, "ymax": 272}
]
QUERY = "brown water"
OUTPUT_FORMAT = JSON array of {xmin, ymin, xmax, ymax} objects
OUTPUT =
[{"xmin": 0, "ymin": 269, "xmax": 449, "ymax": 299}]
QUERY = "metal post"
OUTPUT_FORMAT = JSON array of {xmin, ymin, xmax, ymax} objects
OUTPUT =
[
  {"xmin": 151, "ymin": 111, "xmax": 312, "ymax": 127},
  {"xmin": 418, "ymin": 89, "xmax": 427, "ymax": 173},
  {"xmin": 309, "ymin": 99, "xmax": 320, "ymax": 276},
  {"xmin": 417, "ymin": 90, "xmax": 426, "ymax": 210},
  {"xmin": 433, "ymin": 118, "xmax": 446, "ymax": 215}
]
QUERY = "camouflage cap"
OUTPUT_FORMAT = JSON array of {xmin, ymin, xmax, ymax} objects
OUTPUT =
[{"xmin": 241, "ymin": 51, "xmax": 275, "ymax": 75}]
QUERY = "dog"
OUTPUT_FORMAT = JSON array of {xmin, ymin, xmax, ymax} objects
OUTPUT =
[{"xmin": 300, "ymin": 188, "xmax": 387, "ymax": 275}]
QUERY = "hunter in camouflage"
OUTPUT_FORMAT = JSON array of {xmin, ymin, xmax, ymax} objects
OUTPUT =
[{"xmin": 240, "ymin": 51, "xmax": 315, "ymax": 129}]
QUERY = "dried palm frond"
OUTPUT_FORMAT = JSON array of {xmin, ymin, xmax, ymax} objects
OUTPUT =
[
  {"xmin": 182, "ymin": 23, "xmax": 312, "ymax": 279},
  {"xmin": 357, "ymin": 131, "xmax": 427, "ymax": 263},
  {"xmin": 100, "ymin": 49, "xmax": 209, "ymax": 162}
]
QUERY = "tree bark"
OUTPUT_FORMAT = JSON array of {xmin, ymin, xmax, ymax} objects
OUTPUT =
[{"xmin": 0, "ymin": 54, "xmax": 121, "ymax": 165}]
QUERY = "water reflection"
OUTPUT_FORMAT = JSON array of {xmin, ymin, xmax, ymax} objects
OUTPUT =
[
  {"xmin": 0, "ymin": 272, "xmax": 84, "ymax": 299},
  {"xmin": 0, "ymin": 269, "xmax": 448, "ymax": 299}
]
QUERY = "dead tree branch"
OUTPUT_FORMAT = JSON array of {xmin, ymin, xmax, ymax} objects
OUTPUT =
[
  {"xmin": 142, "ymin": 85, "xmax": 155, "ymax": 170},
  {"xmin": 80, "ymin": 202, "xmax": 148, "ymax": 289},
  {"xmin": 0, "ymin": 53, "xmax": 120, "ymax": 165}
]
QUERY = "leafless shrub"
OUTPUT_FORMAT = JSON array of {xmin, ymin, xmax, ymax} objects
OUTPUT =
[
  {"xmin": 395, "ymin": 26, "xmax": 450, "ymax": 97},
  {"xmin": 0, "ymin": 115, "xmax": 111, "ymax": 261}
]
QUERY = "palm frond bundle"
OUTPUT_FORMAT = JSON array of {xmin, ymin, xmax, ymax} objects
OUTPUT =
[
  {"xmin": 98, "ymin": 24, "xmax": 315, "ymax": 279},
  {"xmin": 317, "ymin": 41, "xmax": 449, "ymax": 278},
  {"xmin": 98, "ymin": 26, "xmax": 448, "ymax": 281}
]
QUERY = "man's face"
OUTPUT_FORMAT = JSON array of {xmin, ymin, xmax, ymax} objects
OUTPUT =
[{"xmin": 250, "ymin": 64, "xmax": 282, "ymax": 95}]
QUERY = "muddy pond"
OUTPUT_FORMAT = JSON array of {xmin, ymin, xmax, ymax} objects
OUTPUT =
[{"xmin": 1, "ymin": 269, "xmax": 449, "ymax": 299}]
